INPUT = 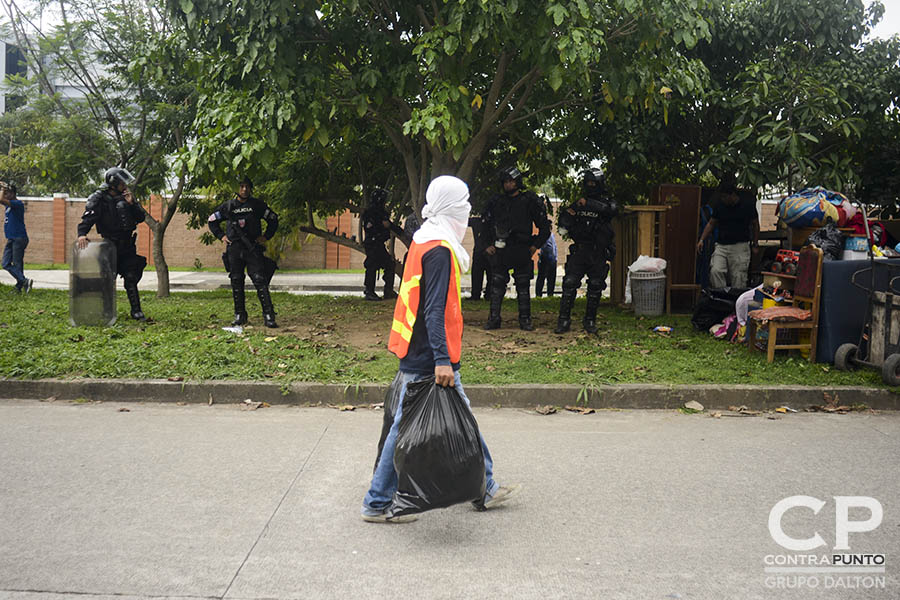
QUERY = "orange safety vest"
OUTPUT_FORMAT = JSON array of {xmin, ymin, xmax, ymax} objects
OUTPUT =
[{"xmin": 388, "ymin": 239, "xmax": 463, "ymax": 362}]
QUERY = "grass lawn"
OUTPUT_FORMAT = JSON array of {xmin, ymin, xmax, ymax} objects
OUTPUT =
[{"xmin": 0, "ymin": 284, "xmax": 887, "ymax": 388}]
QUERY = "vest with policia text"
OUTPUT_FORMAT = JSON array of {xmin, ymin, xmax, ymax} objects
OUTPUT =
[{"xmin": 388, "ymin": 240, "xmax": 463, "ymax": 362}]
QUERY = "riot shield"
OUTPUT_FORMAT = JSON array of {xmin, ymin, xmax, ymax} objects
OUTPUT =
[{"xmin": 69, "ymin": 240, "xmax": 117, "ymax": 326}]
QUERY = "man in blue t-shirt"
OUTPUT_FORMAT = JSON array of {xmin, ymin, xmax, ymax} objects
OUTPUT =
[{"xmin": 1, "ymin": 183, "xmax": 32, "ymax": 292}]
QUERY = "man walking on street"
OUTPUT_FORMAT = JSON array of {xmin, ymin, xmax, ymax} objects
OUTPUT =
[
  {"xmin": 1, "ymin": 182, "xmax": 32, "ymax": 293},
  {"xmin": 361, "ymin": 175, "xmax": 521, "ymax": 523}
]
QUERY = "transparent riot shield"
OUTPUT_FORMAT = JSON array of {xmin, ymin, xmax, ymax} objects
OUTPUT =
[{"xmin": 69, "ymin": 240, "xmax": 117, "ymax": 326}]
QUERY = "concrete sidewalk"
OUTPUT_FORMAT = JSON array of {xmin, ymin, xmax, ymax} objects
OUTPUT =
[{"xmin": 1, "ymin": 399, "xmax": 897, "ymax": 599}]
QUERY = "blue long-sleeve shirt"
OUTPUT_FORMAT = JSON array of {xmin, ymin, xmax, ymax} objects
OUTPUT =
[
  {"xmin": 4, "ymin": 198, "xmax": 27, "ymax": 239},
  {"xmin": 398, "ymin": 246, "xmax": 461, "ymax": 374},
  {"xmin": 540, "ymin": 233, "xmax": 557, "ymax": 262}
]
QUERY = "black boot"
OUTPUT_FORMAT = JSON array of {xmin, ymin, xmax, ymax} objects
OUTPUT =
[
  {"xmin": 125, "ymin": 284, "xmax": 146, "ymax": 321},
  {"xmin": 484, "ymin": 282, "xmax": 503, "ymax": 330},
  {"xmin": 583, "ymin": 292, "xmax": 601, "ymax": 334},
  {"xmin": 231, "ymin": 282, "xmax": 248, "ymax": 325},
  {"xmin": 555, "ymin": 290, "xmax": 576, "ymax": 334},
  {"xmin": 256, "ymin": 286, "xmax": 278, "ymax": 328},
  {"xmin": 364, "ymin": 268, "xmax": 380, "ymax": 300},
  {"xmin": 516, "ymin": 282, "xmax": 533, "ymax": 331},
  {"xmin": 383, "ymin": 264, "xmax": 397, "ymax": 299}
]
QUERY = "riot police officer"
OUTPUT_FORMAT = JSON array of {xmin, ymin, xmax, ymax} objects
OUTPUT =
[
  {"xmin": 208, "ymin": 176, "xmax": 280, "ymax": 328},
  {"xmin": 554, "ymin": 168, "xmax": 618, "ymax": 334},
  {"xmin": 482, "ymin": 166, "xmax": 551, "ymax": 330},
  {"xmin": 76, "ymin": 167, "xmax": 148, "ymax": 321},
  {"xmin": 361, "ymin": 188, "xmax": 399, "ymax": 301}
]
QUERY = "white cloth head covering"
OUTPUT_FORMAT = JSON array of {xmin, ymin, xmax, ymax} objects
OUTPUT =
[{"xmin": 413, "ymin": 175, "xmax": 472, "ymax": 272}]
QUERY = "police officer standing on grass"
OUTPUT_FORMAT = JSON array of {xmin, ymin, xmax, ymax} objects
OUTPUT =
[
  {"xmin": 208, "ymin": 176, "xmax": 280, "ymax": 328},
  {"xmin": 76, "ymin": 167, "xmax": 148, "ymax": 321},
  {"xmin": 362, "ymin": 188, "xmax": 400, "ymax": 301},
  {"xmin": 482, "ymin": 166, "xmax": 551, "ymax": 330},
  {"xmin": 554, "ymin": 167, "xmax": 618, "ymax": 334}
]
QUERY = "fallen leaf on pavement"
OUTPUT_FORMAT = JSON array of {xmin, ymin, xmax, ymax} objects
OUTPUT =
[
  {"xmin": 42, "ymin": 396, "xmax": 57, "ymax": 403},
  {"xmin": 339, "ymin": 405, "xmax": 355, "ymax": 411},
  {"xmin": 241, "ymin": 399, "xmax": 265, "ymax": 411},
  {"xmin": 167, "ymin": 376, "xmax": 184, "ymax": 382},
  {"xmin": 535, "ymin": 405, "xmax": 557, "ymax": 415},
  {"xmin": 118, "ymin": 407, "xmax": 130, "ymax": 412},
  {"xmin": 564, "ymin": 406, "xmax": 595, "ymax": 415},
  {"xmin": 684, "ymin": 400, "xmax": 704, "ymax": 411}
]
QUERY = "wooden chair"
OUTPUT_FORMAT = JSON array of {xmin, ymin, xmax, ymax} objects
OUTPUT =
[{"xmin": 747, "ymin": 245, "xmax": 824, "ymax": 363}]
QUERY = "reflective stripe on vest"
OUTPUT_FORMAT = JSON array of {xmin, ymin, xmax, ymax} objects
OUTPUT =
[{"xmin": 387, "ymin": 239, "xmax": 463, "ymax": 361}]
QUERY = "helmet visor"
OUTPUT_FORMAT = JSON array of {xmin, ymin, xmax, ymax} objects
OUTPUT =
[{"xmin": 117, "ymin": 168, "xmax": 136, "ymax": 186}]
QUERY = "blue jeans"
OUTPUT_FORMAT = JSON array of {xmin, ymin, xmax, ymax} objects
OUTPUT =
[
  {"xmin": 363, "ymin": 370, "xmax": 498, "ymax": 512},
  {"xmin": 2, "ymin": 236, "xmax": 28, "ymax": 287}
]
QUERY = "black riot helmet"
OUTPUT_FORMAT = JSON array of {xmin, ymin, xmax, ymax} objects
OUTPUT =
[
  {"xmin": 497, "ymin": 166, "xmax": 524, "ymax": 191},
  {"xmin": 370, "ymin": 187, "xmax": 389, "ymax": 205},
  {"xmin": 104, "ymin": 167, "xmax": 135, "ymax": 188},
  {"xmin": 581, "ymin": 167, "xmax": 606, "ymax": 193}
]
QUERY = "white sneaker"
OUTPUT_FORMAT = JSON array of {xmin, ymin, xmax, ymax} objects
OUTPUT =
[
  {"xmin": 361, "ymin": 508, "xmax": 418, "ymax": 523},
  {"xmin": 476, "ymin": 483, "xmax": 522, "ymax": 511}
]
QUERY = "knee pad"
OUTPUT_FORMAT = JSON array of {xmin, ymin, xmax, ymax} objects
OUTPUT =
[
  {"xmin": 230, "ymin": 276, "xmax": 245, "ymax": 288},
  {"xmin": 514, "ymin": 275, "xmax": 531, "ymax": 289},
  {"xmin": 587, "ymin": 279, "xmax": 606, "ymax": 295},
  {"xmin": 562, "ymin": 273, "xmax": 581, "ymax": 291},
  {"xmin": 490, "ymin": 272, "xmax": 508, "ymax": 288}
]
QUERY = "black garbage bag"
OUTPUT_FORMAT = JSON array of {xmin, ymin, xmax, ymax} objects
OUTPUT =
[
  {"xmin": 692, "ymin": 287, "xmax": 747, "ymax": 331},
  {"xmin": 806, "ymin": 222, "xmax": 845, "ymax": 261},
  {"xmin": 389, "ymin": 377, "xmax": 486, "ymax": 516}
]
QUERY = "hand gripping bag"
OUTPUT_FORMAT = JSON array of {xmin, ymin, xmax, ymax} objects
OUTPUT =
[{"xmin": 390, "ymin": 377, "xmax": 486, "ymax": 516}]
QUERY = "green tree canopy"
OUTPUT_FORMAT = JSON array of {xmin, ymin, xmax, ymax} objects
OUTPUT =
[{"xmin": 172, "ymin": 0, "xmax": 713, "ymax": 212}]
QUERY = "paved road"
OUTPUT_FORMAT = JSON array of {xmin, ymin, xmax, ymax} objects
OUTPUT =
[{"xmin": 1, "ymin": 399, "xmax": 897, "ymax": 599}]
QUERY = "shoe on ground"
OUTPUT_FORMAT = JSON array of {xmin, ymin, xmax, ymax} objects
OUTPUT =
[
  {"xmin": 554, "ymin": 319, "xmax": 571, "ymax": 334},
  {"xmin": 24, "ymin": 279, "xmax": 33, "ymax": 293},
  {"xmin": 361, "ymin": 508, "xmax": 418, "ymax": 524},
  {"xmin": 483, "ymin": 318, "xmax": 501, "ymax": 330},
  {"xmin": 264, "ymin": 313, "xmax": 278, "ymax": 328},
  {"xmin": 130, "ymin": 310, "xmax": 147, "ymax": 321},
  {"xmin": 364, "ymin": 291, "xmax": 382, "ymax": 301},
  {"xmin": 232, "ymin": 312, "xmax": 248, "ymax": 326},
  {"xmin": 473, "ymin": 483, "xmax": 522, "ymax": 511},
  {"xmin": 583, "ymin": 320, "xmax": 598, "ymax": 334},
  {"xmin": 382, "ymin": 289, "xmax": 398, "ymax": 300},
  {"xmin": 518, "ymin": 317, "xmax": 534, "ymax": 331}
]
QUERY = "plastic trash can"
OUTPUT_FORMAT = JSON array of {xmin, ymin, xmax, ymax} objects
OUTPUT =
[{"xmin": 631, "ymin": 270, "xmax": 666, "ymax": 316}]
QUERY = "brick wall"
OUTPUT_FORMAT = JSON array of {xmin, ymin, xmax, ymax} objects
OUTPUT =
[
  {"xmin": 4, "ymin": 195, "xmax": 692, "ymax": 271},
  {"xmin": 5, "ymin": 195, "xmax": 382, "ymax": 269}
]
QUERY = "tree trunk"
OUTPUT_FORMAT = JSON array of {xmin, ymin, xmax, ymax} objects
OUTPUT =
[{"xmin": 152, "ymin": 228, "xmax": 170, "ymax": 298}]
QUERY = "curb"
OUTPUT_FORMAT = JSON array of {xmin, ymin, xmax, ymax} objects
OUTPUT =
[{"xmin": 2, "ymin": 379, "xmax": 898, "ymax": 411}]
